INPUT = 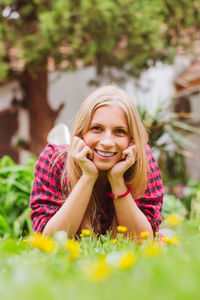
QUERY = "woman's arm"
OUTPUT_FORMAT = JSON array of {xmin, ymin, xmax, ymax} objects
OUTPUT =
[
  {"xmin": 111, "ymin": 180, "xmax": 154, "ymax": 240},
  {"xmin": 108, "ymin": 144, "xmax": 163, "ymax": 239},
  {"xmin": 30, "ymin": 139, "xmax": 98, "ymax": 237},
  {"xmin": 42, "ymin": 137, "xmax": 98, "ymax": 237},
  {"xmin": 43, "ymin": 174, "xmax": 96, "ymax": 237}
]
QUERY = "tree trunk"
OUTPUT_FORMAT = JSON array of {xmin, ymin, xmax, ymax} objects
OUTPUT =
[{"xmin": 20, "ymin": 67, "xmax": 64, "ymax": 156}]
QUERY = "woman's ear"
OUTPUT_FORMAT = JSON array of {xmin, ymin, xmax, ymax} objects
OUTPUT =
[{"xmin": 129, "ymin": 138, "xmax": 134, "ymax": 146}]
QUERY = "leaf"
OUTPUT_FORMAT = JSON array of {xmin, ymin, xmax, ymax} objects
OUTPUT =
[
  {"xmin": 171, "ymin": 120, "xmax": 200, "ymax": 134},
  {"xmin": 169, "ymin": 130, "xmax": 196, "ymax": 148},
  {"xmin": 0, "ymin": 155, "xmax": 15, "ymax": 168},
  {"xmin": 14, "ymin": 207, "xmax": 32, "ymax": 237},
  {"xmin": 0, "ymin": 165, "xmax": 33, "ymax": 175},
  {"xmin": 0, "ymin": 215, "xmax": 10, "ymax": 235}
]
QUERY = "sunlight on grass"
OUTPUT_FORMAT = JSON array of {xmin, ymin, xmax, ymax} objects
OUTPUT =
[{"xmin": 0, "ymin": 220, "xmax": 200, "ymax": 300}]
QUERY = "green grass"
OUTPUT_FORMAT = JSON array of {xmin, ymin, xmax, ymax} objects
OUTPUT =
[{"xmin": 0, "ymin": 220, "xmax": 200, "ymax": 300}]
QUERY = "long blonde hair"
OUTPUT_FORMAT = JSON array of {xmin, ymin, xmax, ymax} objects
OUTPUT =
[{"xmin": 61, "ymin": 85, "xmax": 148, "ymax": 234}]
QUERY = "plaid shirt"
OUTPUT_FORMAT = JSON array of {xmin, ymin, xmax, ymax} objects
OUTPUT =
[{"xmin": 30, "ymin": 144, "xmax": 164, "ymax": 234}]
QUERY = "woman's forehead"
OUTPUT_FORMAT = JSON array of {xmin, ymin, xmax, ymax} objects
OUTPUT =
[{"xmin": 91, "ymin": 105, "xmax": 128, "ymax": 126}]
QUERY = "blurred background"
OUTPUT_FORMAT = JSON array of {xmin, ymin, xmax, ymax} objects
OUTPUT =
[{"xmin": 0, "ymin": 0, "xmax": 200, "ymax": 236}]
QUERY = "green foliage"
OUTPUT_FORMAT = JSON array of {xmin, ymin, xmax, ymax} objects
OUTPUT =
[
  {"xmin": 138, "ymin": 104, "xmax": 200, "ymax": 184},
  {"xmin": 182, "ymin": 179, "xmax": 200, "ymax": 219},
  {"xmin": 0, "ymin": 0, "xmax": 199, "ymax": 81},
  {"xmin": 0, "ymin": 155, "xmax": 36, "ymax": 238},
  {"xmin": 162, "ymin": 194, "xmax": 185, "ymax": 219}
]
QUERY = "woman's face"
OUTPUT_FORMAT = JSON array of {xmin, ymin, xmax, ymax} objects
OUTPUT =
[{"xmin": 83, "ymin": 105, "xmax": 131, "ymax": 171}]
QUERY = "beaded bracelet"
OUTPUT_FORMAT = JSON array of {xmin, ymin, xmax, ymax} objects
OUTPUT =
[{"xmin": 108, "ymin": 187, "xmax": 131, "ymax": 200}]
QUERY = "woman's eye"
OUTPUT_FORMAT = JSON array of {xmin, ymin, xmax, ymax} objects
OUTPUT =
[
  {"xmin": 115, "ymin": 129, "xmax": 126, "ymax": 134},
  {"xmin": 91, "ymin": 126, "xmax": 102, "ymax": 131}
]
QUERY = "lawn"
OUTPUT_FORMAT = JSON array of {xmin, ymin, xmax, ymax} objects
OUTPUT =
[{"xmin": 0, "ymin": 220, "xmax": 200, "ymax": 300}]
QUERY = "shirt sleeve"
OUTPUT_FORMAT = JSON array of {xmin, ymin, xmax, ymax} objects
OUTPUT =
[
  {"xmin": 135, "ymin": 144, "xmax": 164, "ymax": 233},
  {"xmin": 29, "ymin": 144, "xmax": 67, "ymax": 233}
]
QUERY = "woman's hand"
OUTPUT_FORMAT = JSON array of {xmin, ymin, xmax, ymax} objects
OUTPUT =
[
  {"xmin": 71, "ymin": 136, "xmax": 98, "ymax": 180},
  {"xmin": 108, "ymin": 145, "xmax": 136, "ymax": 186}
]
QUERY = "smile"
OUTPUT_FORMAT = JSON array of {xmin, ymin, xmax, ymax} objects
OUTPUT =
[{"xmin": 95, "ymin": 150, "xmax": 116, "ymax": 158}]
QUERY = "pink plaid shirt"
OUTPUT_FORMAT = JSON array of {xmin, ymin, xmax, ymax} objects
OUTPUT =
[{"xmin": 30, "ymin": 144, "xmax": 164, "ymax": 234}]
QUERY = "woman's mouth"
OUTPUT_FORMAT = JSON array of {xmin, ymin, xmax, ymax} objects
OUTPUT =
[{"xmin": 95, "ymin": 149, "xmax": 117, "ymax": 158}]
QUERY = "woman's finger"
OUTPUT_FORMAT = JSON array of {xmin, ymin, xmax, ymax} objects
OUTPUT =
[
  {"xmin": 76, "ymin": 146, "xmax": 91, "ymax": 161},
  {"xmin": 122, "ymin": 145, "xmax": 136, "ymax": 165},
  {"xmin": 72, "ymin": 137, "xmax": 87, "ymax": 158}
]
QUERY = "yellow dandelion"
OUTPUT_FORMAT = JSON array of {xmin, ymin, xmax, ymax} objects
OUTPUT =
[
  {"xmin": 117, "ymin": 226, "xmax": 128, "ymax": 233},
  {"xmin": 165, "ymin": 214, "xmax": 182, "ymax": 227},
  {"xmin": 118, "ymin": 252, "xmax": 136, "ymax": 270},
  {"xmin": 143, "ymin": 242, "xmax": 162, "ymax": 257},
  {"xmin": 161, "ymin": 236, "xmax": 179, "ymax": 245},
  {"xmin": 110, "ymin": 239, "xmax": 117, "ymax": 244},
  {"xmin": 23, "ymin": 239, "xmax": 29, "ymax": 243},
  {"xmin": 80, "ymin": 229, "xmax": 91, "ymax": 237},
  {"xmin": 117, "ymin": 238, "xmax": 122, "ymax": 243},
  {"xmin": 87, "ymin": 258, "xmax": 112, "ymax": 282},
  {"xmin": 64, "ymin": 239, "xmax": 81, "ymax": 261},
  {"xmin": 140, "ymin": 231, "xmax": 149, "ymax": 239},
  {"xmin": 29, "ymin": 233, "xmax": 56, "ymax": 253}
]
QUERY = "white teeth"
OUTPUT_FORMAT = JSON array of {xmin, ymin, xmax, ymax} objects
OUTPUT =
[{"xmin": 96, "ymin": 150, "xmax": 115, "ymax": 157}]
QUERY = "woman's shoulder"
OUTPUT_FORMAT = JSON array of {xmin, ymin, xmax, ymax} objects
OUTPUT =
[
  {"xmin": 36, "ymin": 143, "xmax": 68, "ymax": 171},
  {"xmin": 42, "ymin": 143, "xmax": 69, "ymax": 153},
  {"xmin": 40, "ymin": 143, "xmax": 68, "ymax": 158}
]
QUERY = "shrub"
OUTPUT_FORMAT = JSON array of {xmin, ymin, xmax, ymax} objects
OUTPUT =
[{"xmin": 0, "ymin": 155, "xmax": 36, "ymax": 237}]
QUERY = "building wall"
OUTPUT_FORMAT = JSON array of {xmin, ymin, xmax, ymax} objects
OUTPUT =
[{"xmin": 185, "ymin": 132, "xmax": 200, "ymax": 180}]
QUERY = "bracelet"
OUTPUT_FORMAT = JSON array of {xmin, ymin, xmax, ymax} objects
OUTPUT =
[{"xmin": 108, "ymin": 187, "xmax": 131, "ymax": 199}]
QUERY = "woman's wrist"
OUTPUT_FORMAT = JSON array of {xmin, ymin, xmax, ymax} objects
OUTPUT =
[
  {"xmin": 81, "ymin": 173, "xmax": 98, "ymax": 185},
  {"xmin": 108, "ymin": 187, "xmax": 131, "ymax": 200},
  {"xmin": 110, "ymin": 179, "xmax": 128, "ymax": 196}
]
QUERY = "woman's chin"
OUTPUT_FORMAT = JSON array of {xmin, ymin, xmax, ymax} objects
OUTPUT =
[{"xmin": 94, "ymin": 162, "xmax": 114, "ymax": 171}]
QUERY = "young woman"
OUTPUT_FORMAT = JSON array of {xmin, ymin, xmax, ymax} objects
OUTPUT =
[{"xmin": 30, "ymin": 85, "xmax": 164, "ymax": 239}]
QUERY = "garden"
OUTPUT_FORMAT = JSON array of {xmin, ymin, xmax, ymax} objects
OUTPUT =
[
  {"xmin": 1, "ymin": 107, "xmax": 200, "ymax": 299},
  {"xmin": 1, "ymin": 1, "xmax": 200, "ymax": 299}
]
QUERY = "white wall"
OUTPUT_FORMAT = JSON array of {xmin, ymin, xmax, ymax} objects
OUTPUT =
[{"xmin": 49, "ymin": 67, "xmax": 97, "ymax": 131}]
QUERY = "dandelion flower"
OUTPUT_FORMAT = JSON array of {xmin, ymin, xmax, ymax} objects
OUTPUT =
[
  {"xmin": 23, "ymin": 239, "xmax": 29, "ymax": 243},
  {"xmin": 64, "ymin": 239, "xmax": 81, "ymax": 261},
  {"xmin": 143, "ymin": 242, "xmax": 162, "ymax": 257},
  {"xmin": 87, "ymin": 258, "xmax": 112, "ymax": 282},
  {"xmin": 162, "ymin": 236, "xmax": 179, "ymax": 245},
  {"xmin": 80, "ymin": 229, "xmax": 91, "ymax": 237},
  {"xmin": 117, "ymin": 226, "xmax": 128, "ymax": 233},
  {"xmin": 29, "ymin": 233, "xmax": 56, "ymax": 253},
  {"xmin": 165, "ymin": 214, "xmax": 182, "ymax": 227},
  {"xmin": 110, "ymin": 239, "xmax": 117, "ymax": 244},
  {"xmin": 118, "ymin": 252, "xmax": 136, "ymax": 270},
  {"xmin": 140, "ymin": 231, "xmax": 149, "ymax": 239}
]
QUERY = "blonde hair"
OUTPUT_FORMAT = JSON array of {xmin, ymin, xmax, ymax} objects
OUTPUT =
[{"xmin": 61, "ymin": 85, "xmax": 148, "ymax": 235}]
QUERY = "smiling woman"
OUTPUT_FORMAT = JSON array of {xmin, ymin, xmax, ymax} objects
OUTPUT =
[
  {"xmin": 83, "ymin": 105, "xmax": 130, "ymax": 171},
  {"xmin": 29, "ymin": 85, "xmax": 164, "ymax": 240}
]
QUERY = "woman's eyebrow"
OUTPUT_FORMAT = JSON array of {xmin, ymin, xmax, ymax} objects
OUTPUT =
[
  {"xmin": 91, "ymin": 122, "xmax": 128, "ymax": 129},
  {"xmin": 90, "ymin": 122, "xmax": 102, "ymax": 126},
  {"xmin": 115, "ymin": 125, "xmax": 128, "ymax": 129}
]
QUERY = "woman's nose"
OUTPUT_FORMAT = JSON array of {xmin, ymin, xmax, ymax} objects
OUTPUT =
[{"xmin": 99, "ymin": 132, "xmax": 115, "ymax": 148}]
